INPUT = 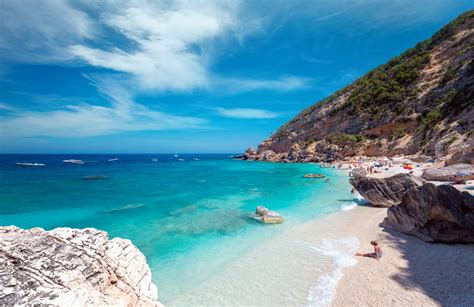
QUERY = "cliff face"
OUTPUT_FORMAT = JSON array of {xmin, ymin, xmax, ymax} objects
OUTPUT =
[
  {"xmin": 0, "ymin": 226, "xmax": 162, "ymax": 306},
  {"xmin": 245, "ymin": 10, "xmax": 474, "ymax": 164}
]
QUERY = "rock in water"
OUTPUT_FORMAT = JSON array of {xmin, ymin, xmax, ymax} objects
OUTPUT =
[
  {"xmin": 382, "ymin": 183, "xmax": 474, "ymax": 243},
  {"xmin": 303, "ymin": 173, "xmax": 325, "ymax": 178},
  {"xmin": 350, "ymin": 173, "xmax": 424, "ymax": 207},
  {"xmin": 421, "ymin": 164, "xmax": 474, "ymax": 181},
  {"xmin": 253, "ymin": 206, "xmax": 284, "ymax": 224},
  {"xmin": 0, "ymin": 226, "xmax": 162, "ymax": 306}
]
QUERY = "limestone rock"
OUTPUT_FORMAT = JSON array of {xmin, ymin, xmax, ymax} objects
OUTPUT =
[
  {"xmin": 287, "ymin": 143, "xmax": 302, "ymax": 161},
  {"xmin": 0, "ymin": 226, "xmax": 162, "ymax": 306},
  {"xmin": 350, "ymin": 173, "xmax": 425, "ymax": 207},
  {"xmin": 252, "ymin": 206, "xmax": 284, "ymax": 224},
  {"xmin": 382, "ymin": 183, "xmax": 474, "ymax": 243},
  {"xmin": 421, "ymin": 164, "xmax": 474, "ymax": 181},
  {"xmin": 243, "ymin": 147, "xmax": 257, "ymax": 160}
]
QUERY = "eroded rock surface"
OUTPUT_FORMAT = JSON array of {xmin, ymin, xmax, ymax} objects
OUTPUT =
[
  {"xmin": 0, "ymin": 226, "xmax": 161, "ymax": 306},
  {"xmin": 350, "ymin": 173, "xmax": 425, "ymax": 207},
  {"xmin": 421, "ymin": 163, "xmax": 474, "ymax": 181},
  {"xmin": 382, "ymin": 183, "xmax": 474, "ymax": 243}
]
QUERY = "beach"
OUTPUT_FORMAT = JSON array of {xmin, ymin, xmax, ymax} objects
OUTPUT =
[
  {"xmin": 165, "ymin": 203, "xmax": 474, "ymax": 306},
  {"xmin": 333, "ymin": 206, "xmax": 474, "ymax": 307}
]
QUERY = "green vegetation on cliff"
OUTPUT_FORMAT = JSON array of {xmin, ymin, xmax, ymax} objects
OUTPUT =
[
  {"xmin": 264, "ymin": 10, "xmax": 473, "ymax": 160},
  {"xmin": 277, "ymin": 9, "xmax": 474, "ymax": 137}
]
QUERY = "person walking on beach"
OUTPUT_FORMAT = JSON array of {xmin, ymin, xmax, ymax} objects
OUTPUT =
[{"xmin": 356, "ymin": 240, "xmax": 383, "ymax": 260}]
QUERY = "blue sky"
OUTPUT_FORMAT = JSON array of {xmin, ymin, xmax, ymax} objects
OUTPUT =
[{"xmin": 1, "ymin": 0, "xmax": 472, "ymax": 153}]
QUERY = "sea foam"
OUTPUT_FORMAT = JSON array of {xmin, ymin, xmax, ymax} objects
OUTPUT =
[{"xmin": 306, "ymin": 237, "xmax": 359, "ymax": 307}]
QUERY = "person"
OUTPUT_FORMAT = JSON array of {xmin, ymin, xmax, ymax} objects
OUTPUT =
[{"xmin": 356, "ymin": 240, "xmax": 383, "ymax": 260}]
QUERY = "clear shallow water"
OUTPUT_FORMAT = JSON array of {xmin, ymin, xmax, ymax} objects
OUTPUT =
[{"xmin": 0, "ymin": 154, "xmax": 357, "ymax": 303}]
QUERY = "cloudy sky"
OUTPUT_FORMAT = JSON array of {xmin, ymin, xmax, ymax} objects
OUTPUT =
[{"xmin": 1, "ymin": 0, "xmax": 472, "ymax": 153}]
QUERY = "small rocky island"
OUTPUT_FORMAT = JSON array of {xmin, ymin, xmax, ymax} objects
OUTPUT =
[
  {"xmin": 303, "ymin": 173, "xmax": 325, "ymax": 178},
  {"xmin": 0, "ymin": 226, "xmax": 162, "ymax": 306}
]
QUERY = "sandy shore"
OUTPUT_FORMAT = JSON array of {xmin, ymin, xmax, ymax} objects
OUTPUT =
[
  {"xmin": 332, "ymin": 206, "xmax": 474, "ymax": 307},
  {"xmin": 166, "ymin": 196, "xmax": 473, "ymax": 306}
]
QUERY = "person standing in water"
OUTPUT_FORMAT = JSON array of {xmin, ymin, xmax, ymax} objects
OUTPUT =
[{"xmin": 356, "ymin": 240, "xmax": 383, "ymax": 260}]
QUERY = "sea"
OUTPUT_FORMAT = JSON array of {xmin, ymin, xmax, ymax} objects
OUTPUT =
[{"xmin": 0, "ymin": 154, "xmax": 363, "ymax": 305}]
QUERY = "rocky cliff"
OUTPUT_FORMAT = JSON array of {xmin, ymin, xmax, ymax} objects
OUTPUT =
[
  {"xmin": 244, "ymin": 10, "xmax": 474, "ymax": 164},
  {"xmin": 350, "ymin": 173, "xmax": 425, "ymax": 207},
  {"xmin": 0, "ymin": 226, "xmax": 162, "ymax": 306},
  {"xmin": 382, "ymin": 183, "xmax": 474, "ymax": 243}
]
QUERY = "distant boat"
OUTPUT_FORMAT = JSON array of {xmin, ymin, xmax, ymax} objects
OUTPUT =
[
  {"xmin": 63, "ymin": 159, "xmax": 84, "ymax": 164},
  {"xmin": 108, "ymin": 158, "xmax": 119, "ymax": 162},
  {"xmin": 174, "ymin": 154, "xmax": 179, "ymax": 158},
  {"xmin": 177, "ymin": 158, "xmax": 185, "ymax": 161},
  {"xmin": 151, "ymin": 158, "xmax": 158, "ymax": 162},
  {"xmin": 16, "ymin": 162, "xmax": 45, "ymax": 167}
]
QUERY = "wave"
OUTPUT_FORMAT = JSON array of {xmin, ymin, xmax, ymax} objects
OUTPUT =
[
  {"xmin": 341, "ymin": 203, "xmax": 358, "ymax": 211},
  {"xmin": 102, "ymin": 203, "xmax": 147, "ymax": 214},
  {"xmin": 306, "ymin": 237, "xmax": 359, "ymax": 307}
]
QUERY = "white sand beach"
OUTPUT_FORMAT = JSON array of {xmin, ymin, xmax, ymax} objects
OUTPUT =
[
  {"xmin": 167, "ymin": 198, "xmax": 474, "ymax": 306},
  {"xmin": 333, "ymin": 206, "xmax": 474, "ymax": 307}
]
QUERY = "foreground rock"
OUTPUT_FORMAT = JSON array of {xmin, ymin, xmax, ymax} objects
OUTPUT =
[
  {"xmin": 350, "ymin": 173, "xmax": 425, "ymax": 207},
  {"xmin": 421, "ymin": 163, "xmax": 474, "ymax": 181},
  {"xmin": 0, "ymin": 226, "xmax": 161, "ymax": 306},
  {"xmin": 382, "ymin": 183, "xmax": 474, "ymax": 243}
]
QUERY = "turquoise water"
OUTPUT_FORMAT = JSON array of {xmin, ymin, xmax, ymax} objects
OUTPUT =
[{"xmin": 0, "ymin": 154, "xmax": 356, "ymax": 302}]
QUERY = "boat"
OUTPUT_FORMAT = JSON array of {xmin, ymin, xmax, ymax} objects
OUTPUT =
[
  {"xmin": 63, "ymin": 159, "xmax": 84, "ymax": 164},
  {"xmin": 174, "ymin": 154, "xmax": 179, "ymax": 158},
  {"xmin": 107, "ymin": 158, "xmax": 119, "ymax": 162},
  {"xmin": 16, "ymin": 162, "xmax": 45, "ymax": 167},
  {"xmin": 151, "ymin": 158, "xmax": 158, "ymax": 162},
  {"xmin": 177, "ymin": 158, "xmax": 185, "ymax": 161}
]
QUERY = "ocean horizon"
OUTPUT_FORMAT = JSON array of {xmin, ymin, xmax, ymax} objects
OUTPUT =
[{"xmin": 0, "ymin": 153, "xmax": 361, "ymax": 304}]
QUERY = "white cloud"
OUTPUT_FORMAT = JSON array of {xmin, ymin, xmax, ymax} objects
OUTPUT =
[
  {"xmin": 1, "ymin": 0, "xmax": 312, "ymax": 93},
  {"xmin": 69, "ymin": 1, "xmax": 238, "ymax": 91},
  {"xmin": 220, "ymin": 75, "xmax": 313, "ymax": 93},
  {"xmin": 0, "ymin": 83, "xmax": 207, "ymax": 138},
  {"xmin": 0, "ymin": 0, "xmax": 95, "ymax": 62},
  {"xmin": 214, "ymin": 107, "xmax": 278, "ymax": 119}
]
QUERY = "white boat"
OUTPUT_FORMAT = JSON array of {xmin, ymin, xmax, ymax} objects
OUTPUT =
[
  {"xmin": 174, "ymin": 154, "xmax": 179, "ymax": 158},
  {"xmin": 16, "ymin": 162, "xmax": 45, "ymax": 167},
  {"xmin": 177, "ymin": 158, "xmax": 185, "ymax": 161},
  {"xmin": 63, "ymin": 159, "xmax": 84, "ymax": 164},
  {"xmin": 108, "ymin": 158, "xmax": 119, "ymax": 162},
  {"xmin": 151, "ymin": 158, "xmax": 158, "ymax": 162}
]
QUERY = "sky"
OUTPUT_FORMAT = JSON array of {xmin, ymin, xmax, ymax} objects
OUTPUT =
[{"xmin": 0, "ymin": 0, "xmax": 472, "ymax": 153}]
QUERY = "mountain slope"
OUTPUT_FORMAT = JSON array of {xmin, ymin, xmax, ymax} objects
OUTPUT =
[{"xmin": 244, "ymin": 10, "xmax": 474, "ymax": 165}]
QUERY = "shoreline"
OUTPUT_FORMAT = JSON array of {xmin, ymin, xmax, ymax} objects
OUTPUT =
[
  {"xmin": 332, "ymin": 206, "xmax": 474, "ymax": 306},
  {"xmin": 165, "ymin": 201, "xmax": 474, "ymax": 306}
]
